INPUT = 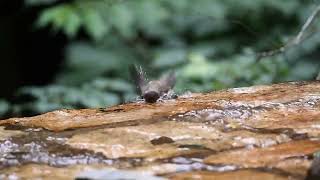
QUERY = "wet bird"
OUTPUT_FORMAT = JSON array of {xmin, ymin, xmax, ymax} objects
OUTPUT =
[{"xmin": 130, "ymin": 65, "xmax": 176, "ymax": 103}]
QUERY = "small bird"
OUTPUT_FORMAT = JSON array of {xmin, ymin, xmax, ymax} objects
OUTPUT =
[{"xmin": 130, "ymin": 65, "xmax": 176, "ymax": 103}]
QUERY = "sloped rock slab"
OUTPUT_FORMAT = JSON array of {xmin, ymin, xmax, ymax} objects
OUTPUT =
[{"xmin": 0, "ymin": 81, "xmax": 320, "ymax": 179}]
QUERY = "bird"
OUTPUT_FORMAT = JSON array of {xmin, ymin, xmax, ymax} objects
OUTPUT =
[{"xmin": 130, "ymin": 65, "xmax": 176, "ymax": 103}]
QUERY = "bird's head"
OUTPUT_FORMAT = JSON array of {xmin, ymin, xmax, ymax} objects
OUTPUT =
[{"xmin": 143, "ymin": 91, "xmax": 160, "ymax": 103}]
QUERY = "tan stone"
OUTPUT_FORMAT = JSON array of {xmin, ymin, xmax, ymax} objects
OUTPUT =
[
  {"xmin": 1, "ymin": 82, "xmax": 319, "ymax": 132},
  {"xmin": 204, "ymin": 140, "xmax": 320, "ymax": 168},
  {"xmin": 0, "ymin": 164, "xmax": 106, "ymax": 180},
  {"xmin": 66, "ymin": 121, "xmax": 216, "ymax": 159},
  {"xmin": 0, "ymin": 127, "xmax": 26, "ymax": 141},
  {"xmin": 169, "ymin": 170, "xmax": 291, "ymax": 180},
  {"xmin": 273, "ymin": 158, "xmax": 311, "ymax": 178},
  {"xmin": 66, "ymin": 121, "xmax": 291, "ymax": 160}
]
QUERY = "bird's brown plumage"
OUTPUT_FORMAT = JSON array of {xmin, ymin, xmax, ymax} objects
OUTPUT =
[{"xmin": 130, "ymin": 65, "xmax": 176, "ymax": 103}]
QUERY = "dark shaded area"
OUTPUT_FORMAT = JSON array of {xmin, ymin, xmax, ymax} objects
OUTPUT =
[
  {"xmin": 150, "ymin": 136, "xmax": 175, "ymax": 145},
  {"xmin": 0, "ymin": 1, "xmax": 66, "ymax": 99},
  {"xmin": 306, "ymin": 155, "xmax": 320, "ymax": 180}
]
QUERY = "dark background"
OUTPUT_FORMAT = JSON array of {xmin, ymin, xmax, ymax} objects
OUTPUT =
[{"xmin": 0, "ymin": 1, "xmax": 65, "ymax": 99}]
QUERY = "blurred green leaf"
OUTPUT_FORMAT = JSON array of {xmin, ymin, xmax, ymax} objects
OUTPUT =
[
  {"xmin": 37, "ymin": 4, "xmax": 82, "ymax": 37},
  {"xmin": 64, "ymin": 10, "xmax": 82, "ymax": 37},
  {"xmin": 82, "ymin": 8, "xmax": 109, "ymax": 40},
  {"xmin": 25, "ymin": 0, "xmax": 58, "ymax": 6},
  {"xmin": 315, "ymin": 151, "xmax": 320, "ymax": 158},
  {"xmin": 15, "ymin": 84, "xmax": 121, "ymax": 114},
  {"xmin": 0, "ymin": 100, "xmax": 10, "ymax": 117},
  {"xmin": 153, "ymin": 48, "xmax": 186, "ymax": 68},
  {"xmin": 88, "ymin": 78, "xmax": 134, "ymax": 93}
]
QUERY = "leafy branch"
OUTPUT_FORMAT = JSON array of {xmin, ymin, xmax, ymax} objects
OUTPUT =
[{"xmin": 256, "ymin": 4, "xmax": 320, "ymax": 61}]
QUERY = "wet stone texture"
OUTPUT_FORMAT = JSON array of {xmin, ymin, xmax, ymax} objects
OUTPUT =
[{"xmin": 0, "ymin": 81, "xmax": 320, "ymax": 179}]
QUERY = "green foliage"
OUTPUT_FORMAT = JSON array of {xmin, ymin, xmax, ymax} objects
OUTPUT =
[
  {"xmin": 36, "ymin": 3, "xmax": 108, "ymax": 38},
  {"xmin": 10, "ymin": 0, "xmax": 320, "ymax": 117},
  {"xmin": 315, "ymin": 151, "xmax": 320, "ymax": 158},
  {"xmin": 25, "ymin": 0, "xmax": 58, "ymax": 6},
  {"xmin": 12, "ymin": 78, "xmax": 135, "ymax": 116},
  {"xmin": 0, "ymin": 100, "xmax": 10, "ymax": 119}
]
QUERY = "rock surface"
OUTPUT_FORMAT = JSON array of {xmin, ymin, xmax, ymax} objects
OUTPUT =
[{"xmin": 0, "ymin": 81, "xmax": 320, "ymax": 179}]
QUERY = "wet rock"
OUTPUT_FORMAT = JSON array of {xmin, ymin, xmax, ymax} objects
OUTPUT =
[
  {"xmin": 0, "ymin": 127, "xmax": 25, "ymax": 141},
  {"xmin": 204, "ymin": 140, "xmax": 319, "ymax": 167},
  {"xmin": 76, "ymin": 168, "xmax": 167, "ymax": 180},
  {"xmin": 1, "ymin": 81, "xmax": 319, "ymax": 132},
  {"xmin": 169, "ymin": 170, "xmax": 292, "ymax": 180},
  {"xmin": 66, "ymin": 121, "xmax": 211, "ymax": 160},
  {"xmin": 0, "ymin": 81, "xmax": 319, "ymax": 179},
  {"xmin": 204, "ymin": 140, "xmax": 318, "ymax": 178},
  {"xmin": 0, "ymin": 164, "xmax": 107, "ymax": 180},
  {"xmin": 273, "ymin": 158, "xmax": 311, "ymax": 178}
]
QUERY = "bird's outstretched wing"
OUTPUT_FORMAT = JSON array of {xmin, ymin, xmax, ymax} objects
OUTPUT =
[
  {"xmin": 129, "ymin": 64, "xmax": 147, "ymax": 95},
  {"xmin": 159, "ymin": 71, "xmax": 176, "ymax": 92}
]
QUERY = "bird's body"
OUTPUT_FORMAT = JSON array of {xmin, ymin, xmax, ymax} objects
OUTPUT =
[{"xmin": 130, "ymin": 65, "xmax": 176, "ymax": 103}]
